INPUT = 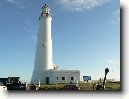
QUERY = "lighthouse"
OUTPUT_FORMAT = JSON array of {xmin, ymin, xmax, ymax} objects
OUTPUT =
[
  {"xmin": 31, "ymin": 4, "xmax": 80, "ymax": 84},
  {"xmin": 31, "ymin": 4, "xmax": 53, "ymax": 83}
]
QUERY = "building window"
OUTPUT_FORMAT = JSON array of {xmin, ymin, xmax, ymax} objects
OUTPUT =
[
  {"xmin": 62, "ymin": 77, "xmax": 65, "ymax": 80},
  {"xmin": 71, "ymin": 77, "xmax": 74, "ymax": 80},
  {"xmin": 57, "ymin": 77, "xmax": 58, "ymax": 80}
]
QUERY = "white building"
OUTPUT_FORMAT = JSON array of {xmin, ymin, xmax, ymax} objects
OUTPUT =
[
  {"xmin": 32, "ymin": 70, "xmax": 80, "ymax": 84},
  {"xmin": 31, "ymin": 4, "xmax": 80, "ymax": 84}
]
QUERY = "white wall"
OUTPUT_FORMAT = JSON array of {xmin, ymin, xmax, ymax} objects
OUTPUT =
[{"xmin": 45, "ymin": 70, "xmax": 80, "ymax": 84}]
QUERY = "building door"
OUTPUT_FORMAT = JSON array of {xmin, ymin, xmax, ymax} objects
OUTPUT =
[{"xmin": 46, "ymin": 77, "xmax": 49, "ymax": 84}]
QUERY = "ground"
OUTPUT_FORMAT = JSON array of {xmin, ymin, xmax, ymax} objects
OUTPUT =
[{"xmin": 37, "ymin": 81, "xmax": 120, "ymax": 91}]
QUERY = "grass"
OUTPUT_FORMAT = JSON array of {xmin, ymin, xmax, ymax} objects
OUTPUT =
[
  {"xmin": 104, "ymin": 82, "xmax": 120, "ymax": 90},
  {"xmin": 38, "ymin": 81, "xmax": 120, "ymax": 91}
]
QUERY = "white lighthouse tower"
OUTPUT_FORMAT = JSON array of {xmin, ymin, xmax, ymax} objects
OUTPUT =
[
  {"xmin": 31, "ymin": 4, "xmax": 80, "ymax": 84},
  {"xmin": 31, "ymin": 4, "xmax": 53, "ymax": 84}
]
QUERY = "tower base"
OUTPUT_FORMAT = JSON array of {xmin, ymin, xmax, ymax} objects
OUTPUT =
[
  {"xmin": 30, "ymin": 69, "xmax": 80, "ymax": 84},
  {"xmin": 30, "ymin": 70, "xmax": 47, "ymax": 84}
]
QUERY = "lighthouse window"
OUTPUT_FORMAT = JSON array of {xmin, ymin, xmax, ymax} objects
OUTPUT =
[
  {"xmin": 57, "ymin": 77, "xmax": 58, "ymax": 80},
  {"xmin": 62, "ymin": 77, "xmax": 65, "ymax": 80},
  {"xmin": 71, "ymin": 77, "xmax": 74, "ymax": 80}
]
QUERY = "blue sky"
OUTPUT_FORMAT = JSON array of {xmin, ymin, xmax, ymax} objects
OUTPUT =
[{"xmin": 0, "ymin": 0, "xmax": 120, "ymax": 83}]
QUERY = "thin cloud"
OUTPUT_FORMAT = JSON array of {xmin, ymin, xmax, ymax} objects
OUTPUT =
[
  {"xmin": 110, "ymin": 9, "xmax": 120, "ymax": 24},
  {"xmin": 105, "ymin": 59, "xmax": 120, "ymax": 66},
  {"xmin": 14, "ymin": 52, "xmax": 23, "ymax": 58},
  {"xmin": 24, "ymin": 28, "xmax": 35, "ymax": 34},
  {"xmin": 23, "ymin": 28, "xmax": 37, "ymax": 42},
  {"xmin": 55, "ymin": 0, "xmax": 112, "ymax": 11},
  {"xmin": 0, "ymin": 39, "xmax": 8, "ymax": 43},
  {"xmin": 7, "ymin": 0, "xmax": 24, "ymax": 9},
  {"xmin": 32, "ymin": 32, "xmax": 37, "ymax": 42}
]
